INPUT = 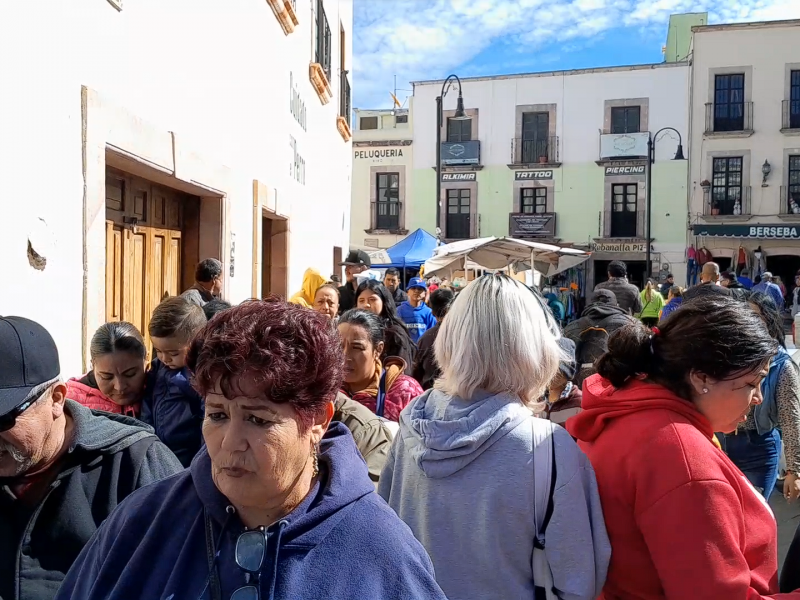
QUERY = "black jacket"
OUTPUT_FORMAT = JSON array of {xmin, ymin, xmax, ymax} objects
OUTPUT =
[
  {"xmin": 391, "ymin": 287, "xmax": 409, "ymax": 306},
  {"xmin": 412, "ymin": 323, "xmax": 441, "ymax": 390},
  {"xmin": 564, "ymin": 303, "xmax": 635, "ymax": 365},
  {"xmin": 725, "ymin": 281, "xmax": 751, "ymax": 301},
  {"xmin": 338, "ymin": 281, "xmax": 358, "ymax": 314},
  {"xmin": 682, "ymin": 281, "xmax": 732, "ymax": 304},
  {"xmin": 0, "ymin": 400, "xmax": 182, "ymax": 600}
]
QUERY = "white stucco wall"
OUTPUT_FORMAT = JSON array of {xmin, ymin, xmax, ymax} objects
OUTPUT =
[
  {"xmin": 0, "ymin": 0, "xmax": 353, "ymax": 374},
  {"xmin": 412, "ymin": 65, "xmax": 690, "ymax": 169}
]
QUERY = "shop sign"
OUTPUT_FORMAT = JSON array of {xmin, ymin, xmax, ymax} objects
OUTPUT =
[
  {"xmin": 692, "ymin": 224, "xmax": 800, "ymax": 239},
  {"xmin": 591, "ymin": 241, "xmax": 647, "ymax": 252},
  {"xmin": 509, "ymin": 213, "xmax": 556, "ymax": 238},
  {"xmin": 515, "ymin": 170, "xmax": 553, "ymax": 181},
  {"xmin": 604, "ymin": 165, "xmax": 645, "ymax": 176},
  {"xmin": 441, "ymin": 172, "xmax": 476, "ymax": 182},
  {"xmin": 354, "ymin": 149, "xmax": 404, "ymax": 159}
]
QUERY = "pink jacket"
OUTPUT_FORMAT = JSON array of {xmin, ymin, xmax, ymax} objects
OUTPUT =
[{"xmin": 66, "ymin": 377, "xmax": 140, "ymax": 418}]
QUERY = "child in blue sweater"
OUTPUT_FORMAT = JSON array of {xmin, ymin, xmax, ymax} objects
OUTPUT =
[
  {"xmin": 397, "ymin": 277, "xmax": 437, "ymax": 344},
  {"xmin": 142, "ymin": 297, "xmax": 208, "ymax": 467}
]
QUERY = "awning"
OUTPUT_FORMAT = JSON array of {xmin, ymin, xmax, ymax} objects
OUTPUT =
[
  {"xmin": 371, "ymin": 228, "xmax": 439, "ymax": 269},
  {"xmin": 423, "ymin": 236, "xmax": 589, "ymax": 277}
]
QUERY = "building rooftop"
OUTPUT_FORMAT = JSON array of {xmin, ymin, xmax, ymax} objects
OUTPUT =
[
  {"xmin": 693, "ymin": 18, "xmax": 800, "ymax": 33},
  {"xmin": 412, "ymin": 60, "xmax": 688, "ymax": 87}
]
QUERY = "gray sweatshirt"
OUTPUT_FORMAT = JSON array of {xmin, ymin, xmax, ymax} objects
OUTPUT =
[{"xmin": 378, "ymin": 389, "xmax": 610, "ymax": 600}]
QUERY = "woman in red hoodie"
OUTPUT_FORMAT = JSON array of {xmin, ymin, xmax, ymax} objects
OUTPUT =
[
  {"xmin": 567, "ymin": 294, "xmax": 800, "ymax": 599},
  {"xmin": 66, "ymin": 321, "xmax": 148, "ymax": 417}
]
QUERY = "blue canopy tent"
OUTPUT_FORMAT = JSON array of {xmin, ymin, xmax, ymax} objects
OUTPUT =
[{"xmin": 374, "ymin": 228, "xmax": 439, "ymax": 269}]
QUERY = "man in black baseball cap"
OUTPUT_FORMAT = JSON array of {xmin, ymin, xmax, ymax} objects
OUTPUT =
[
  {"xmin": 338, "ymin": 249, "xmax": 372, "ymax": 313},
  {"xmin": 0, "ymin": 316, "xmax": 182, "ymax": 600}
]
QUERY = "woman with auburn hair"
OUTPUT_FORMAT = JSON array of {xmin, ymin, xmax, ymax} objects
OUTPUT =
[
  {"xmin": 567, "ymin": 295, "xmax": 800, "ymax": 599},
  {"xmin": 56, "ymin": 299, "xmax": 447, "ymax": 600},
  {"xmin": 379, "ymin": 275, "xmax": 610, "ymax": 600}
]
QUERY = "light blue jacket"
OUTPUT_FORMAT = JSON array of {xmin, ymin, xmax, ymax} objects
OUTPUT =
[{"xmin": 378, "ymin": 389, "xmax": 611, "ymax": 600}]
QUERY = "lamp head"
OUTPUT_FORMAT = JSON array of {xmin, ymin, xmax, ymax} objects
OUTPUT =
[
  {"xmin": 673, "ymin": 143, "xmax": 685, "ymax": 161},
  {"xmin": 453, "ymin": 93, "xmax": 468, "ymax": 120}
]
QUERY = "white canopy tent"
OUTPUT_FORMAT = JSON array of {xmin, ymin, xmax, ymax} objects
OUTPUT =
[{"xmin": 423, "ymin": 236, "xmax": 589, "ymax": 278}]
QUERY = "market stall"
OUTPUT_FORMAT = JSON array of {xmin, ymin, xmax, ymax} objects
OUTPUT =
[{"xmin": 423, "ymin": 236, "xmax": 589, "ymax": 278}]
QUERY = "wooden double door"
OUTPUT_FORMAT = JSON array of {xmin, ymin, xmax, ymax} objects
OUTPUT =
[{"xmin": 105, "ymin": 169, "xmax": 188, "ymax": 353}]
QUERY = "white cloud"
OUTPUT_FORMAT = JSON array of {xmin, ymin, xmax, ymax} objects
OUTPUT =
[{"xmin": 353, "ymin": 0, "xmax": 800, "ymax": 108}]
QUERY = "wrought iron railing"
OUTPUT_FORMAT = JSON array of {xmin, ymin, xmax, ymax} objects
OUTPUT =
[
  {"xmin": 783, "ymin": 99, "xmax": 800, "ymax": 130},
  {"xmin": 781, "ymin": 185, "xmax": 800, "ymax": 214},
  {"xmin": 340, "ymin": 72, "xmax": 351, "ymax": 127},
  {"xmin": 316, "ymin": 0, "xmax": 332, "ymax": 82},
  {"xmin": 704, "ymin": 185, "xmax": 751, "ymax": 216},
  {"xmin": 511, "ymin": 136, "xmax": 559, "ymax": 164},
  {"xmin": 705, "ymin": 101, "xmax": 754, "ymax": 134}
]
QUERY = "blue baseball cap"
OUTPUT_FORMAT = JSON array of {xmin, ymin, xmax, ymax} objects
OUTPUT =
[{"xmin": 407, "ymin": 277, "xmax": 427, "ymax": 291}]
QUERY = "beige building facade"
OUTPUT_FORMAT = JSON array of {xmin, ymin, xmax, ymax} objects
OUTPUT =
[
  {"xmin": 689, "ymin": 19, "xmax": 800, "ymax": 283},
  {"xmin": 350, "ymin": 108, "xmax": 414, "ymax": 249}
]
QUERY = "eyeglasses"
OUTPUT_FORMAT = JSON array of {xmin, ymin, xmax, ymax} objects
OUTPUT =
[
  {"xmin": 0, "ymin": 396, "xmax": 39, "ymax": 433},
  {"xmin": 230, "ymin": 529, "xmax": 267, "ymax": 600}
]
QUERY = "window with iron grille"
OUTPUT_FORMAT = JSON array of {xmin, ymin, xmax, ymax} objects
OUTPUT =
[
  {"xmin": 610, "ymin": 106, "xmax": 641, "ymax": 134},
  {"xmin": 375, "ymin": 173, "xmax": 400, "ymax": 230},
  {"xmin": 611, "ymin": 183, "xmax": 637, "ymax": 238},
  {"xmin": 791, "ymin": 71, "xmax": 800, "ymax": 129},
  {"xmin": 447, "ymin": 118, "xmax": 472, "ymax": 142},
  {"xmin": 714, "ymin": 74, "xmax": 745, "ymax": 132},
  {"xmin": 315, "ymin": 0, "xmax": 332, "ymax": 83},
  {"xmin": 711, "ymin": 157, "xmax": 743, "ymax": 215},
  {"xmin": 446, "ymin": 189, "xmax": 471, "ymax": 239},
  {"xmin": 789, "ymin": 156, "xmax": 800, "ymax": 213},
  {"xmin": 521, "ymin": 188, "xmax": 547, "ymax": 214}
]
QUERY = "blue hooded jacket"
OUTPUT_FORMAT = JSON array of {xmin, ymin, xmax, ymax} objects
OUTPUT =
[
  {"xmin": 54, "ymin": 423, "xmax": 446, "ymax": 600},
  {"xmin": 141, "ymin": 358, "xmax": 204, "ymax": 467}
]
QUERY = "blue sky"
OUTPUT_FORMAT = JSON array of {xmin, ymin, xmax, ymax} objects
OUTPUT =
[{"xmin": 352, "ymin": 0, "xmax": 800, "ymax": 110}]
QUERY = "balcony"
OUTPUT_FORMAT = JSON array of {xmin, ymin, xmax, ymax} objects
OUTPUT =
[
  {"xmin": 441, "ymin": 140, "xmax": 481, "ymax": 166},
  {"xmin": 599, "ymin": 210, "xmax": 646, "ymax": 240},
  {"xmin": 309, "ymin": 0, "xmax": 332, "ymax": 104},
  {"xmin": 510, "ymin": 136, "xmax": 560, "ymax": 166},
  {"xmin": 703, "ymin": 186, "xmax": 751, "ymax": 217},
  {"xmin": 369, "ymin": 200, "xmax": 405, "ymax": 233},
  {"xmin": 781, "ymin": 186, "xmax": 800, "ymax": 217},
  {"xmin": 782, "ymin": 100, "xmax": 800, "ymax": 132},
  {"xmin": 598, "ymin": 132, "xmax": 649, "ymax": 161},
  {"xmin": 704, "ymin": 102, "xmax": 754, "ymax": 137},
  {"xmin": 265, "ymin": 0, "xmax": 299, "ymax": 34},
  {"xmin": 337, "ymin": 72, "xmax": 352, "ymax": 142}
]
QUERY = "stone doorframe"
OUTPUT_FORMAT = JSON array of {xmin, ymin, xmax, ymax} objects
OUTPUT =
[{"xmin": 82, "ymin": 86, "xmax": 231, "ymax": 371}]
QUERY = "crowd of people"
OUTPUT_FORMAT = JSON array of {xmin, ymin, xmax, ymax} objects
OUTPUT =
[{"xmin": 5, "ymin": 252, "xmax": 800, "ymax": 599}]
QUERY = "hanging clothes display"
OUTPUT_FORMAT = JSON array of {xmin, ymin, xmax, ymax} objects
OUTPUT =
[{"xmin": 686, "ymin": 245, "xmax": 698, "ymax": 287}]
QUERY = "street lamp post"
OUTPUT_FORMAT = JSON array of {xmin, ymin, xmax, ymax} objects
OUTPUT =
[
  {"xmin": 435, "ymin": 74, "xmax": 468, "ymax": 242},
  {"xmin": 645, "ymin": 127, "xmax": 686, "ymax": 278}
]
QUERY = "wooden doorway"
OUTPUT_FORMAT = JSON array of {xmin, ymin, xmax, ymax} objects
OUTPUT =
[
  {"xmin": 260, "ymin": 213, "xmax": 289, "ymax": 299},
  {"xmin": 105, "ymin": 168, "xmax": 198, "ymax": 356}
]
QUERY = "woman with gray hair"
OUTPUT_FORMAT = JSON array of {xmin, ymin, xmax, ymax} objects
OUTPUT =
[{"xmin": 378, "ymin": 274, "xmax": 610, "ymax": 600}]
